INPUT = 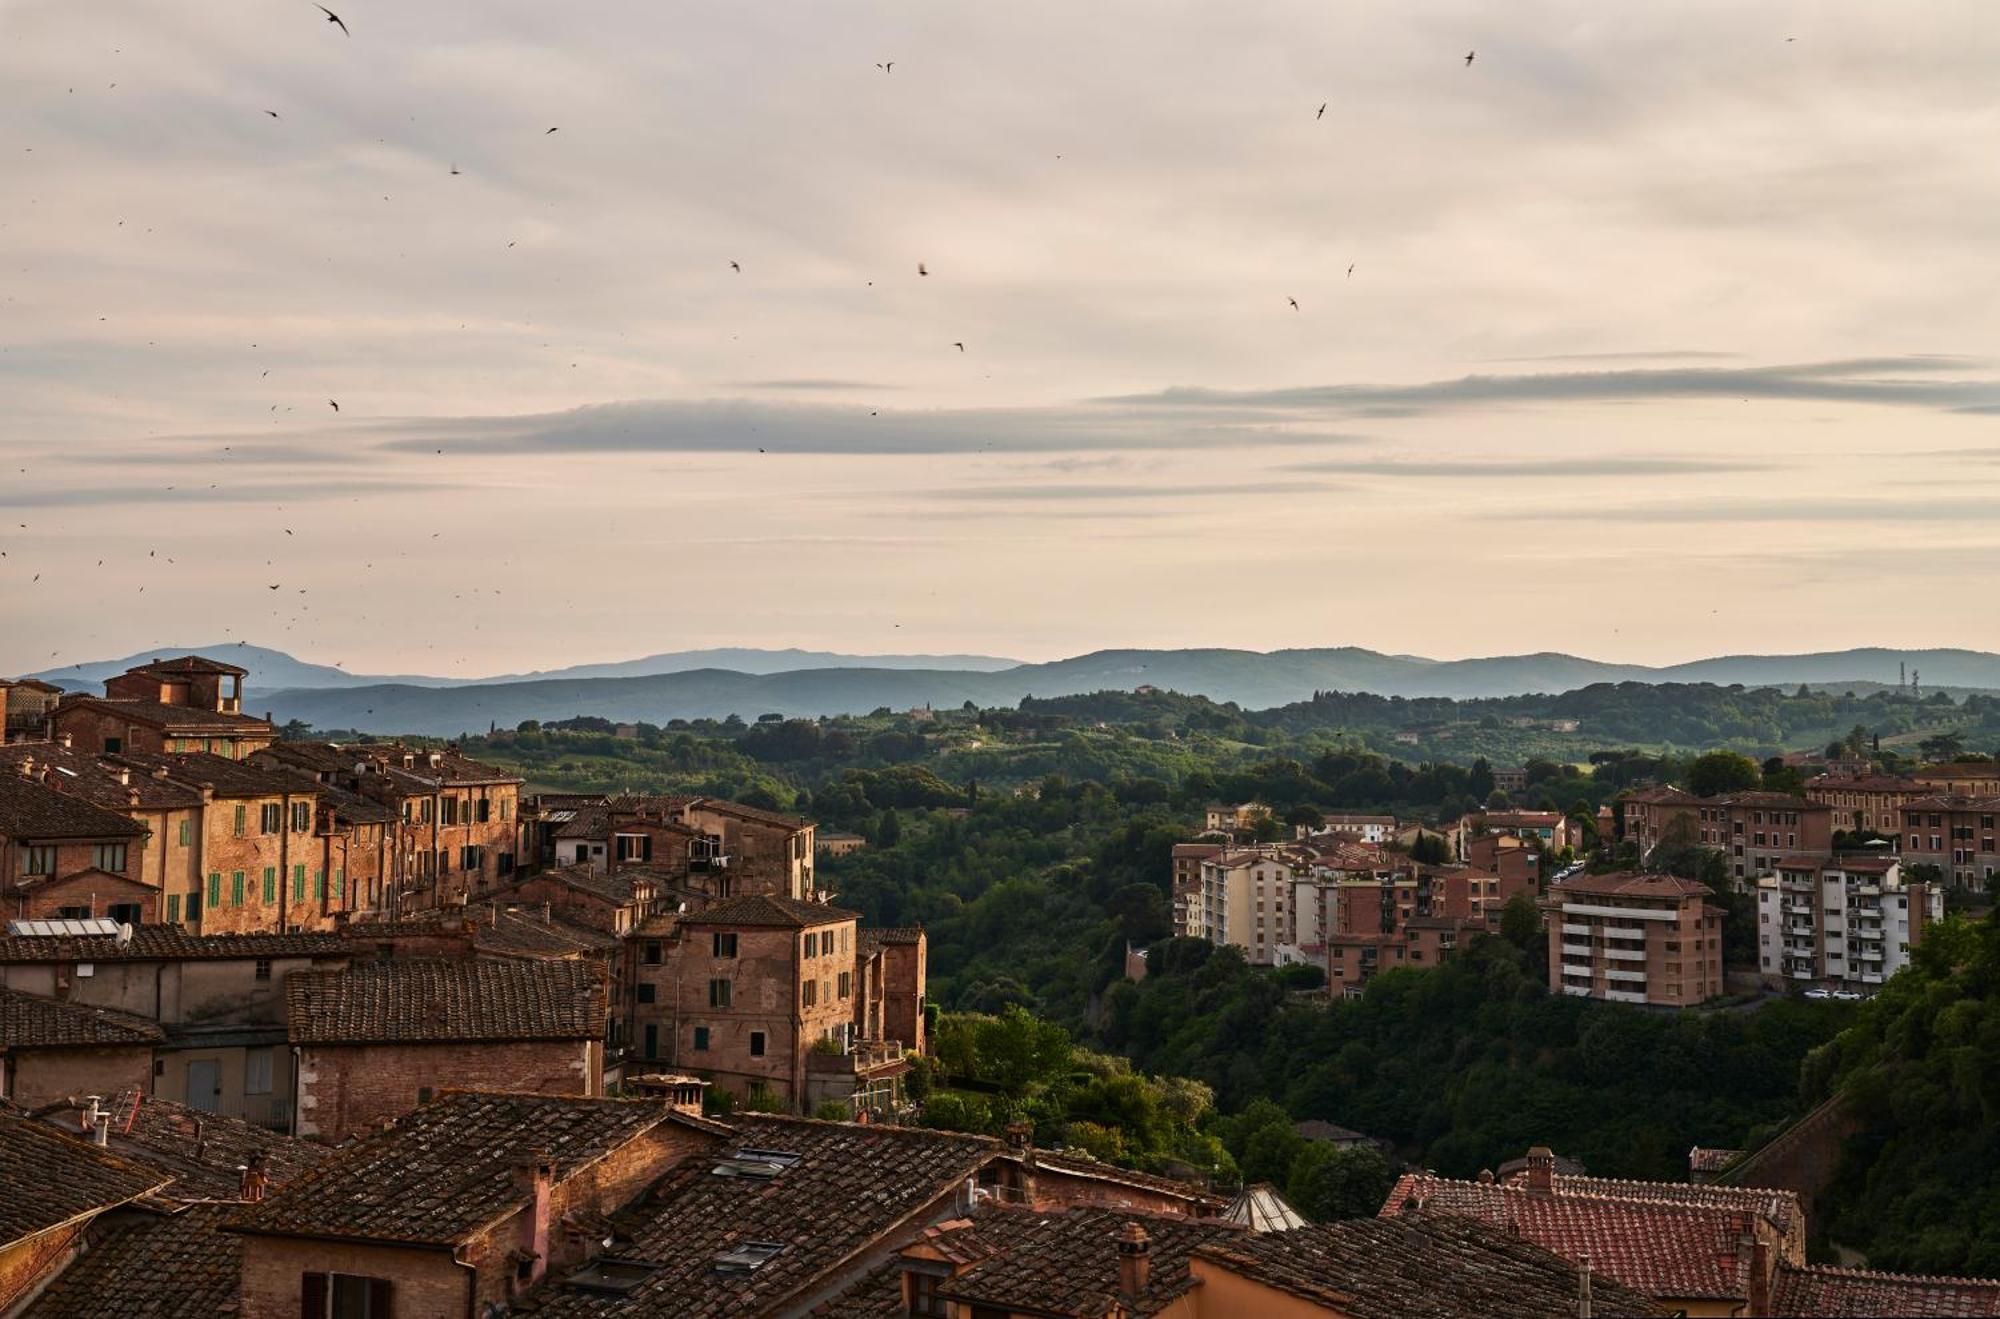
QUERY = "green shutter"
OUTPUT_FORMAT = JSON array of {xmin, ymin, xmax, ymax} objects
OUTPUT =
[
  {"xmin": 335, "ymin": 868, "xmax": 345, "ymax": 899},
  {"xmin": 313, "ymin": 869, "xmax": 324, "ymax": 899},
  {"xmin": 167, "ymin": 894, "xmax": 180, "ymax": 923},
  {"xmin": 207, "ymin": 872, "xmax": 221, "ymax": 907},
  {"xmin": 233, "ymin": 805, "xmax": 245, "ymax": 836},
  {"xmin": 293, "ymin": 866, "xmax": 305, "ymax": 902},
  {"xmin": 263, "ymin": 867, "xmax": 276, "ymax": 902},
  {"xmin": 231, "ymin": 871, "xmax": 245, "ymax": 906},
  {"xmin": 178, "ymin": 819, "xmax": 191, "ymax": 847}
]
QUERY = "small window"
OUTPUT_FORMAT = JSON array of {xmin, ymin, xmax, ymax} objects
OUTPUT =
[
  {"xmin": 292, "ymin": 801, "xmax": 312, "ymax": 833},
  {"xmin": 231, "ymin": 871, "xmax": 246, "ymax": 907},
  {"xmin": 22, "ymin": 845, "xmax": 55, "ymax": 876},
  {"xmin": 709, "ymin": 979, "xmax": 732, "ymax": 1008},
  {"xmin": 245, "ymin": 1047, "xmax": 273, "ymax": 1095},
  {"xmin": 644, "ymin": 941, "xmax": 663, "ymax": 965},
  {"xmin": 178, "ymin": 819, "xmax": 192, "ymax": 847},
  {"xmin": 166, "ymin": 894, "xmax": 181, "ymax": 923},
  {"xmin": 92, "ymin": 842, "xmax": 129, "ymax": 872},
  {"xmin": 636, "ymin": 983, "xmax": 657, "ymax": 1004},
  {"xmin": 750, "ymin": 1030, "xmax": 765, "ymax": 1057},
  {"xmin": 260, "ymin": 803, "xmax": 283, "ymax": 834},
  {"xmin": 801, "ymin": 979, "xmax": 817, "ymax": 1008},
  {"xmin": 103, "ymin": 736, "xmax": 122, "ymax": 754},
  {"xmin": 417, "ymin": 1086, "xmax": 434, "ymax": 1105},
  {"xmin": 207, "ymin": 872, "xmax": 222, "ymax": 908},
  {"xmin": 693, "ymin": 1025, "xmax": 711, "ymax": 1051},
  {"xmin": 712, "ymin": 932, "xmax": 738, "ymax": 959},
  {"xmin": 255, "ymin": 958, "xmax": 273, "ymax": 982},
  {"xmin": 803, "ymin": 932, "xmax": 817, "ymax": 958}
]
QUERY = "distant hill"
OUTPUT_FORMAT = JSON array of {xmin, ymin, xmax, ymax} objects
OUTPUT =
[
  {"xmin": 26, "ymin": 644, "xmax": 1021, "ymax": 694},
  {"xmin": 246, "ymin": 645, "xmax": 2000, "ymax": 737}
]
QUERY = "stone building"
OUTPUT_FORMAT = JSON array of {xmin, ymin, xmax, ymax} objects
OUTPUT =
[
  {"xmin": 49, "ymin": 656, "xmax": 276, "ymax": 759},
  {"xmin": 0, "ymin": 770, "xmax": 154, "ymax": 925},
  {"xmin": 0, "ymin": 1108, "xmax": 172, "ymax": 1314},
  {"xmin": 283, "ymin": 956, "xmax": 608, "ymax": 1143},
  {"xmin": 0, "ymin": 983, "xmax": 163, "ymax": 1108}
]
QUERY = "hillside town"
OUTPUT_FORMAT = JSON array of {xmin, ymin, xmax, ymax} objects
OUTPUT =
[{"xmin": 5, "ymin": 657, "xmax": 2000, "ymax": 1316}]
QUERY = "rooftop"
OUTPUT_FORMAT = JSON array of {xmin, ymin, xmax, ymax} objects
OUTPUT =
[
  {"xmin": 230, "ymin": 1092, "xmax": 708, "ymax": 1247},
  {"xmin": 127, "ymin": 655, "xmax": 250, "ymax": 678},
  {"xmin": 1771, "ymin": 1263, "xmax": 2000, "ymax": 1317},
  {"xmin": 0, "ymin": 772, "xmax": 151, "ymax": 840},
  {"xmin": 531, "ymin": 1117, "xmax": 1004, "ymax": 1318},
  {"xmin": 923, "ymin": 1205, "xmax": 1244, "ymax": 1318},
  {"xmin": 63, "ymin": 695, "xmax": 272, "ymax": 732},
  {"xmin": 285, "ymin": 957, "xmax": 606, "ymax": 1044},
  {"xmin": 0, "ymin": 742, "xmax": 205, "ymax": 811},
  {"xmin": 678, "ymin": 893, "xmax": 859, "ymax": 929},
  {"xmin": 1549, "ymin": 871, "xmax": 1713, "ymax": 902},
  {"xmin": 109, "ymin": 750, "xmax": 313, "ymax": 800},
  {"xmin": 686, "ymin": 797, "xmax": 812, "ymax": 831},
  {"xmin": 19, "ymin": 1201, "xmax": 242, "ymax": 1319},
  {"xmin": 35, "ymin": 1095, "xmax": 328, "ymax": 1202},
  {"xmin": 0, "ymin": 926, "xmax": 345, "ymax": 964},
  {"xmin": 0, "ymin": 1108, "xmax": 170, "ymax": 1249},
  {"xmin": 0, "ymin": 985, "xmax": 165, "ymax": 1049}
]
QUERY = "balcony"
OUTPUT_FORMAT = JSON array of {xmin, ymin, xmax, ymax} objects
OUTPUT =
[
  {"xmin": 689, "ymin": 851, "xmax": 734, "ymax": 872},
  {"xmin": 806, "ymin": 1037, "xmax": 908, "ymax": 1078},
  {"xmin": 1605, "ymin": 988, "xmax": 1648, "ymax": 1004},
  {"xmin": 1560, "ymin": 922, "xmax": 1594, "ymax": 937},
  {"xmin": 1604, "ymin": 947, "xmax": 1647, "ymax": 962},
  {"xmin": 1605, "ymin": 967, "xmax": 1648, "ymax": 983},
  {"xmin": 1786, "ymin": 903, "xmax": 1814, "ymax": 916},
  {"xmin": 1560, "ymin": 964, "xmax": 1593, "ymax": 980},
  {"xmin": 1560, "ymin": 984, "xmax": 1593, "ymax": 998}
]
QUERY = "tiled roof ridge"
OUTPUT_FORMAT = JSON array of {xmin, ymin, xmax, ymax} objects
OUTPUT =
[{"xmin": 1784, "ymin": 1262, "xmax": 2000, "ymax": 1287}]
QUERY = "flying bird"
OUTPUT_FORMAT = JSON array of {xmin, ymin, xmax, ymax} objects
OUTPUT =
[
  {"xmin": 876, "ymin": 62, "xmax": 893, "ymax": 73},
  {"xmin": 545, "ymin": 126, "xmax": 559, "ymax": 134},
  {"xmin": 314, "ymin": 4, "xmax": 348, "ymax": 36},
  {"xmin": 1316, "ymin": 103, "xmax": 1326, "ymax": 120},
  {"xmin": 449, "ymin": 163, "xmax": 460, "ymax": 175},
  {"xmin": 265, "ymin": 110, "xmax": 281, "ymax": 119},
  {"xmin": 730, "ymin": 261, "xmax": 740, "ymax": 272},
  {"xmin": 1288, "ymin": 297, "xmax": 1299, "ymax": 310},
  {"xmin": 327, "ymin": 399, "xmax": 339, "ymax": 411},
  {"xmin": 1464, "ymin": 50, "xmax": 1475, "ymax": 66},
  {"xmin": 918, "ymin": 262, "xmax": 929, "ymax": 276},
  {"xmin": 953, "ymin": 342, "xmax": 964, "ymax": 352},
  {"xmin": 1347, "ymin": 263, "xmax": 1355, "ymax": 277}
]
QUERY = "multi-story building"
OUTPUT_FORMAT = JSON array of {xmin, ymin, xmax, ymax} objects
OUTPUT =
[
  {"xmin": 1757, "ymin": 857, "xmax": 1940, "ymax": 990},
  {"xmin": 0, "ymin": 770, "xmax": 153, "ymax": 924},
  {"xmin": 1465, "ymin": 810, "xmax": 1573, "ymax": 855},
  {"xmin": 1806, "ymin": 773, "xmax": 1926, "ymax": 836},
  {"xmin": 1, "ymin": 677, "xmax": 62, "ymax": 743},
  {"xmin": 1913, "ymin": 763, "xmax": 2000, "ymax": 796},
  {"xmin": 1173, "ymin": 847, "xmax": 1302, "ymax": 965},
  {"xmin": 1898, "ymin": 794, "xmax": 2000, "ymax": 889},
  {"xmin": 49, "ymin": 656, "xmax": 275, "ymax": 759},
  {"xmin": 1169, "ymin": 841, "xmax": 1223, "ymax": 935},
  {"xmin": 1544, "ymin": 871, "xmax": 1723, "ymax": 1007},
  {"xmin": 1305, "ymin": 814, "xmax": 1397, "ymax": 844},
  {"xmin": 1625, "ymin": 788, "xmax": 1833, "ymax": 883},
  {"xmin": 519, "ymin": 791, "xmax": 814, "ymax": 900},
  {"xmin": 1201, "ymin": 801, "xmax": 1270, "ymax": 835}
]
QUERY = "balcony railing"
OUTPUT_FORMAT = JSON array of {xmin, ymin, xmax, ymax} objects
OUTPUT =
[{"xmin": 806, "ymin": 1037, "xmax": 907, "ymax": 1076}]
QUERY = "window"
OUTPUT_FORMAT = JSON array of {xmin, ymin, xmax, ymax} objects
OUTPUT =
[
  {"xmin": 713, "ymin": 932, "xmax": 738, "ymax": 958},
  {"xmin": 293, "ymin": 865, "xmax": 306, "ymax": 902},
  {"xmin": 643, "ymin": 1024, "xmax": 659, "ymax": 1059},
  {"xmin": 260, "ymin": 803, "xmax": 282, "ymax": 834},
  {"xmin": 477, "ymin": 798, "xmax": 492, "ymax": 823},
  {"xmin": 909, "ymin": 1272, "xmax": 949, "ymax": 1318},
  {"xmin": 314, "ymin": 869, "xmax": 324, "ymax": 899},
  {"xmin": 186, "ymin": 889, "xmax": 202, "ymax": 921},
  {"xmin": 245, "ymin": 1047, "xmax": 273, "ymax": 1095},
  {"xmin": 802, "ymin": 978, "xmax": 818, "ymax": 1008},
  {"xmin": 498, "ymin": 852, "xmax": 515, "ymax": 876},
  {"xmin": 636, "ymin": 983, "xmax": 656, "ymax": 1004},
  {"xmin": 56, "ymin": 904, "xmax": 91, "ymax": 919},
  {"xmin": 255, "ymin": 958, "xmax": 273, "ymax": 982},
  {"xmin": 693, "ymin": 1025, "xmax": 710, "ymax": 1051},
  {"xmin": 803, "ymin": 932, "xmax": 817, "ymax": 958},
  {"xmin": 644, "ymin": 941, "xmax": 663, "ymax": 965},
  {"xmin": 231, "ymin": 871, "xmax": 246, "ymax": 907},
  {"xmin": 750, "ymin": 1030, "xmax": 766, "ymax": 1057},
  {"xmin": 301, "ymin": 1273, "xmax": 392, "ymax": 1318},
  {"xmin": 335, "ymin": 869, "xmax": 345, "ymax": 900},
  {"xmin": 417, "ymin": 1087, "xmax": 434, "ymax": 1105},
  {"xmin": 709, "ymin": 978, "xmax": 732, "ymax": 1008},
  {"xmin": 167, "ymin": 894, "xmax": 181, "ymax": 923},
  {"xmin": 264, "ymin": 867, "xmax": 277, "ymax": 902},
  {"xmin": 441, "ymin": 796, "xmax": 459, "ymax": 826},
  {"xmin": 292, "ymin": 801, "xmax": 312, "ymax": 833},
  {"xmin": 22, "ymin": 845, "xmax": 55, "ymax": 876},
  {"xmin": 108, "ymin": 902, "xmax": 140, "ymax": 926},
  {"xmin": 837, "ymin": 971, "xmax": 852, "ymax": 1000},
  {"xmin": 208, "ymin": 872, "xmax": 222, "ymax": 908},
  {"xmin": 178, "ymin": 819, "xmax": 192, "ymax": 847},
  {"xmin": 460, "ymin": 845, "xmax": 483, "ymax": 872},
  {"xmin": 103, "ymin": 736, "xmax": 122, "ymax": 754}
]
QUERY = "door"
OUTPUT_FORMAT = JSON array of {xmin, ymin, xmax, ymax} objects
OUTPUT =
[{"xmin": 187, "ymin": 1059, "xmax": 221, "ymax": 1112}]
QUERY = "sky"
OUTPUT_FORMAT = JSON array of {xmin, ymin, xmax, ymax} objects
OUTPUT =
[{"xmin": 3, "ymin": 0, "xmax": 1999, "ymax": 678}]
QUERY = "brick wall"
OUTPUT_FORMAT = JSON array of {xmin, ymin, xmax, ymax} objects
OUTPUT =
[
  {"xmin": 0, "ymin": 1223, "xmax": 85, "ymax": 1315},
  {"xmin": 295, "ymin": 1039, "xmax": 600, "ymax": 1144},
  {"xmin": 5, "ymin": 1044, "xmax": 153, "ymax": 1110},
  {"xmin": 237, "ymin": 1235, "xmax": 469, "ymax": 1319}
]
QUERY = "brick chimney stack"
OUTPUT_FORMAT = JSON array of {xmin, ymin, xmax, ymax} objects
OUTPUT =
[
  {"xmin": 1525, "ymin": 1146, "xmax": 1556, "ymax": 1193},
  {"xmin": 239, "ymin": 1152, "xmax": 269, "ymax": 1202},
  {"xmin": 513, "ymin": 1153, "xmax": 554, "ymax": 1288},
  {"xmin": 1116, "ymin": 1221, "xmax": 1151, "ymax": 1298}
]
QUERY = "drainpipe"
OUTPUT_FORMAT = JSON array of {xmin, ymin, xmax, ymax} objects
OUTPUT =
[
  {"xmin": 288, "ymin": 1045, "xmax": 302, "ymax": 1138},
  {"xmin": 454, "ymin": 1244, "xmax": 479, "ymax": 1319}
]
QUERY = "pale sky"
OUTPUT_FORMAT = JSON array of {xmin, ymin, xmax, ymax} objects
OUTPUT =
[{"xmin": 4, "ymin": 0, "xmax": 1999, "ymax": 677}]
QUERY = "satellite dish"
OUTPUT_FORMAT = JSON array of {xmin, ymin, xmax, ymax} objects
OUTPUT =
[
  {"xmin": 115, "ymin": 922, "xmax": 134, "ymax": 947},
  {"xmin": 677, "ymin": 901, "xmax": 688, "ymax": 914}
]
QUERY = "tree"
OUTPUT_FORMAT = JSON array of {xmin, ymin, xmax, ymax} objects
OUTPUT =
[
  {"xmin": 1920, "ymin": 733, "xmax": 1966, "ymax": 764},
  {"xmin": 1687, "ymin": 751, "xmax": 1761, "ymax": 797},
  {"xmin": 1410, "ymin": 832, "xmax": 1450, "ymax": 865},
  {"xmin": 1499, "ymin": 892, "xmax": 1541, "ymax": 953},
  {"xmin": 1468, "ymin": 759, "xmax": 1496, "ymax": 801},
  {"xmin": 1288, "ymin": 1144, "xmax": 1395, "ymax": 1222}
]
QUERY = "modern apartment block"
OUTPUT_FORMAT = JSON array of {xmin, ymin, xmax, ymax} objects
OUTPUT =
[
  {"xmin": 1757, "ymin": 857, "xmax": 1940, "ymax": 990},
  {"xmin": 1174, "ymin": 848, "xmax": 1300, "ymax": 965},
  {"xmin": 1544, "ymin": 871, "xmax": 1723, "ymax": 1007},
  {"xmin": 1899, "ymin": 795, "xmax": 2000, "ymax": 889}
]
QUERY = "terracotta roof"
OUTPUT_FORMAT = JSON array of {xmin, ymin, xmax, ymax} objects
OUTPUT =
[
  {"xmin": 1687, "ymin": 1148, "xmax": 1744, "ymax": 1175},
  {"xmin": 528, "ymin": 1118, "xmax": 1008, "ymax": 1318},
  {"xmin": 0, "ymin": 986, "xmax": 165, "ymax": 1049},
  {"xmin": 1770, "ymin": 1263, "xmax": 2000, "ymax": 1317},
  {"xmin": 0, "ymin": 927, "xmax": 344, "ymax": 964},
  {"xmin": 1530, "ymin": 1173, "xmax": 1800, "ymax": 1238},
  {"xmin": 127, "ymin": 655, "xmax": 249, "ymax": 678},
  {"xmin": 688, "ymin": 798, "xmax": 812, "ymax": 831},
  {"xmin": 1712, "ymin": 791, "xmax": 1831, "ymax": 811},
  {"xmin": 1197, "ymin": 1211, "xmax": 1665, "ymax": 1318},
  {"xmin": 473, "ymin": 908, "xmax": 621, "ymax": 959},
  {"xmin": 1806, "ymin": 774, "xmax": 1921, "ymax": 792},
  {"xmin": 1384, "ymin": 1172, "xmax": 1776, "ymax": 1301},
  {"xmin": 360, "ymin": 744, "xmax": 522, "ymax": 786},
  {"xmin": 230, "ymin": 1092, "xmax": 707, "ymax": 1246},
  {"xmin": 0, "ymin": 774, "xmax": 151, "ymax": 840},
  {"xmin": 1549, "ymin": 871, "xmax": 1713, "ymax": 901},
  {"xmin": 0, "ymin": 743, "xmax": 205, "ymax": 811},
  {"xmin": 1915, "ymin": 763, "xmax": 2000, "ymax": 781},
  {"xmin": 553, "ymin": 807, "xmax": 610, "ymax": 841},
  {"xmin": 285, "ymin": 958, "xmax": 606, "ymax": 1044},
  {"xmin": 1026, "ymin": 1150, "xmax": 1224, "ymax": 1208},
  {"xmin": 19, "ymin": 1202, "xmax": 242, "ymax": 1319},
  {"xmin": 63, "ymin": 697, "xmax": 272, "ymax": 732},
  {"xmin": 513, "ymin": 863, "xmax": 646, "ymax": 906},
  {"xmin": 1903, "ymin": 793, "xmax": 2000, "ymax": 812},
  {"xmin": 0, "ymin": 1109, "xmax": 171, "ymax": 1249},
  {"xmin": 108, "ymin": 751, "xmax": 311, "ymax": 800},
  {"xmin": 679, "ymin": 893, "xmax": 859, "ymax": 929},
  {"xmin": 36, "ymin": 1096, "xmax": 327, "ymax": 1202},
  {"xmin": 858, "ymin": 927, "xmax": 925, "ymax": 958}
]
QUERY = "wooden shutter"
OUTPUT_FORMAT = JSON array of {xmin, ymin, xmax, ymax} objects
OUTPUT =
[
  {"xmin": 367, "ymin": 1278, "xmax": 393, "ymax": 1316},
  {"xmin": 300, "ymin": 1272, "xmax": 328, "ymax": 1318}
]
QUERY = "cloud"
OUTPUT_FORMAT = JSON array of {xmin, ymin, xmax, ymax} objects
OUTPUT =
[
  {"xmin": 1284, "ymin": 456, "xmax": 1769, "ymax": 477},
  {"xmin": 730, "ymin": 379, "xmax": 899, "ymax": 392},
  {"xmin": 1100, "ymin": 357, "xmax": 2000, "ymax": 418},
  {"xmin": 889, "ymin": 479, "xmax": 1339, "ymax": 503},
  {"xmin": 0, "ymin": 479, "xmax": 463, "ymax": 510},
  {"xmin": 1523, "ymin": 496, "xmax": 1999, "ymax": 524},
  {"xmin": 368, "ymin": 398, "xmax": 1364, "ymax": 456}
]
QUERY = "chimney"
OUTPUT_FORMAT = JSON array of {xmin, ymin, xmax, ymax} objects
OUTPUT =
[
  {"xmin": 239, "ymin": 1152, "xmax": 269, "ymax": 1203},
  {"xmin": 1746, "ymin": 1230, "xmax": 1772, "ymax": 1317},
  {"xmin": 117, "ymin": 767, "xmax": 131, "ymax": 786},
  {"xmin": 58, "ymin": 732, "xmax": 72, "ymax": 749},
  {"xmin": 1004, "ymin": 1120, "xmax": 1032, "ymax": 1154},
  {"xmin": 1116, "ymin": 1221, "xmax": 1151, "ymax": 1298},
  {"xmin": 513, "ymin": 1154, "xmax": 554, "ymax": 1287},
  {"xmin": 1524, "ymin": 1146, "xmax": 1555, "ymax": 1193},
  {"xmin": 17, "ymin": 757, "xmax": 33, "ymax": 780},
  {"xmin": 1577, "ymin": 1252, "xmax": 1593, "ymax": 1319}
]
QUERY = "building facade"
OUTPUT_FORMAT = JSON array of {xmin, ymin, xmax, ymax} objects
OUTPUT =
[
  {"xmin": 1545, "ymin": 872, "xmax": 1723, "ymax": 1007},
  {"xmin": 1756, "ymin": 857, "xmax": 1940, "ymax": 990}
]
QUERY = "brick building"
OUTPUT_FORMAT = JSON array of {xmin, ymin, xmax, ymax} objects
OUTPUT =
[
  {"xmin": 1545, "ymin": 871, "xmax": 1723, "ymax": 1007},
  {"xmin": 0, "ymin": 1108, "xmax": 171, "ymax": 1313},
  {"xmin": 283, "ymin": 957, "xmax": 608, "ymax": 1143},
  {"xmin": 1756, "ymin": 857, "xmax": 1940, "ymax": 990},
  {"xmin": 49, "ymin": 656, "xmax": 275, "ymax": 759},
  {"xmin": 1623, "ymin": 787, "xmax": 1834, "ymax": 883},
  {"xmin": 1899, "ymin": 794, "xmax": 2000, "ymax": 889},
  {"xmin": 1, "ymin": 678, "xmax": 62, "ymax": 744},
  {"xmin": 0, "ymin": 770, "xmax": 153, "ymax": 925},
  {"xmin": 0, "ymin": 983, "xmax": 163, "ymax": 1108},
  {"xmin": 0, "ymin": 923, "xmax": 347, "ymax": 1127},
  {"xmin": 1806, "ymin": 773, "xmax": 1926, "ymax": 836},
  {"xmin": 1913, "ymin": 762, "xmax": 2000, "ymax": 796}
]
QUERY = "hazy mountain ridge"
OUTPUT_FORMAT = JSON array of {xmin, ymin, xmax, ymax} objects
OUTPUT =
[{"xmin": 208, "ymin": 645, "xmax": 2000, "ymax": 737}]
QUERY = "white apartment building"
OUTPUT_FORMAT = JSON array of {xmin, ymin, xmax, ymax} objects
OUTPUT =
[
  {"xmin": 1757, "ymin": 857, "xmax": 1942, "ymax": 991},
  {"xmin": 1174, "ymin": 847, "xmax": 1301, "ymax": 966}
]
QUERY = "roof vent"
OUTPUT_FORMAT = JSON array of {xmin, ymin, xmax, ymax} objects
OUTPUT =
[{"xmin": 713, "ymin": 1241, "xmax": 784, "ymax": 1274}]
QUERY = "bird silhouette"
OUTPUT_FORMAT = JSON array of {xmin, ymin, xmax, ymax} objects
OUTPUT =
[
  {"xmin": 265, "ymin": 110, "xmax": 281, "ymax": 119},
  {"xmin": 953, "ymin": 342, "xmax": 964, "ymax": 352},
  {"xmin": 314, "ymin": 4, "xmax": 348, "ymax": 36},
  {"xmin": 1288, "ymin": 297, "xmax": 1299, "ymax": 310},
  {"xmin": 1347, "ymin": 263, "xmax": 1356, "ymax": 278},
  {"xmin": 328, "ymin": 399, "xmax": 339, "ymax": 412},
  {"xmin": 545, "ymin": 126, "xmax": 559, "ymax": 134},
  {"xmin": 730, "ymin": 261, "xmax": 740, "ymax": 272},
  {"xmin": 918, "ymin": 262, "xmax": 929, "ymax": 276},
  {"xmin": 876, "ymin": 62, "xmax": 894, "ymax": 73},
  {"xmin": 449, "ymin": 163, "xmax": 460, "ymax": 175},
  {"xmin": 1464, "ymin": 50, "xmax": 1475, "ymax": 66},
  {"xmin": 1316, "ymin": 103, "xmax": 1326, "ymax": 120}
]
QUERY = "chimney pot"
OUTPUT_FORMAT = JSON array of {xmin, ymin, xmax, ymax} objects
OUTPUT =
[
  {"xmin": 1525, "ymin": 1145, "xmax": 1555, "ymax": 1193},
  {"xmin": 1116, "ymin": 1221, "xmax": 1151, "ymax": 1297},
  {"xmin": 240, "ymin": 1152, "xmax": 269, "ymax": 1202},
  {"xmin": 58, "ymin": 732, "xmax": 72, "ymax": 749}
]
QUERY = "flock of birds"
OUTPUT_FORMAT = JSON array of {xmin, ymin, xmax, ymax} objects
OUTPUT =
[{"xmin": 7, "ymin": 4, "xmax": 1499, "ymax": 672}]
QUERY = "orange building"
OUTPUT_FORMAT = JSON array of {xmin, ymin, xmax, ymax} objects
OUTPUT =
[{"xmin": 1545, "ymin": 871, "xmax": 1723, "ymax": 1007}]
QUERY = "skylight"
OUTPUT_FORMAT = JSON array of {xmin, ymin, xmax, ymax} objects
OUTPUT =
[{"xmin": 714, "ymin": 1241, "xmax": 785, "ymax": 1274}]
